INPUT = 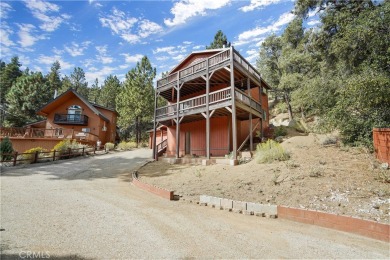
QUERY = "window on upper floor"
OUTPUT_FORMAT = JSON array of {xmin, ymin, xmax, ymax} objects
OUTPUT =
[{"xmin": 68, "ymin": 105, "xmax": 82, "ymax": 121}]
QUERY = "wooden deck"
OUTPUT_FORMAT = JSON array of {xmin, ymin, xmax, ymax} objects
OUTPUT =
[
  {"xmin": 156, "ymin": 48, "xmax": 262, "ymax": 92},
  {"xmin": 156, "ymin": 87, "xmax": 263, "ymax": 122}
]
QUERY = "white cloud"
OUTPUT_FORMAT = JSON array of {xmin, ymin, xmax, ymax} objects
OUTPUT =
[
  {"xmin": 121, "ymin": 33, "xmax": 140, "ymax": 44},
  {"xmin": 307, "ymin": 20, "xmax": 320, "ymax": 26},
  {"xmin": 64, "ymin": 41, "xmax": 92, "ymax": 57},
  {"xmin": 96, "ymin": 45, "xmax": 113, "ymax": 64},
  {"xmin": 193, "ymin": 45, "xmax": 202, "ymax": 50},
  {"xmin": 138, "ymin": 19, "xmax": 163, "ymax": 38},
  {"xmin": 236, "ymin": 12, "xmax": 294, "ymax": 44},
  {"xmin": 0, "ymin": 2, "xmax": 13, "ymax": 19},
  {"xmin": 121, "ymin": 53, "xmax": 143, "ymax": 63},
  {"xmin": 17, "ymin": 23, "xmax": 46, "ymax": 47},
  {"xmin": 153, "ymin": 46, "xmax": 176, "ymax": 54},
  {"xmin": 0, "ymin": 22, "xmax": 15, "ymax": 47},
  {"xmin": 85, "ymin": 66, "xmax": 117, "ymax": 85},
  {"xmin": 164, "ymin": 0, "xmax": 231, "ymax": 27},
  {"xmin": 100, "ymin": 8, "xmax": 162, "ymax": 44},
  {"xmin": 23, "ymin": 0, "xmax": 70, "ymax": 32},
  {"xmin": 240, "ymin": 0, "xmax": 284, "ymax": 12},
  {"xmin": 156, "ymin": 56, "xmax": 170, "ymax": 61},
  {"xmin": 99, "ymin": 7, "xmax": 138, "ymax": 37},
  {"xmin": 36, "ymin": 54, "xmax": 73, "ymax": 70}
]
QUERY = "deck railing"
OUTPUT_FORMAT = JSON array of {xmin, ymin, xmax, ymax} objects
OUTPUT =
[
  {"xmin": 0, "ymin": 127, "xmax": 99, "ymax": 143},
  {"xmin": 158, "ymin": 48, "xmax": 254, "ymax": 89},
  {"xmin": 156, "ymin": 139, "xmax": 168, "ymax": 153},
  {"xmin": 155, "ymin": 87, "xmax": 262, "ymax": 119},
  {"xmin": 54, "ymin": 113, "xmax": 89, "ymax": 125}
]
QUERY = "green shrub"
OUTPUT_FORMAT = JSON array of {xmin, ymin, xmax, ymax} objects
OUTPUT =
[
  {"xmin": 274, "ymin": 126, "xmax": 288, "ymax": 137},
  {"xmin": 22, "ymin": 147, "xmax": 48, "ymax": 163},
  {"xmin": 0, "ymin": 136, "xmax": 14, "ymax": 161},
  {"xmin": 255, "ymin": 139, "xmax": 290, "ymax": 163},
  {"xmin": 117, "ymin": 141, "xmax": 137, "ymax": 150},
  {"xmin": 53, "ymin": 139, "xmax": 71, "ymax": 154},
  {"xmin": 53, "ymin": 140, "xmax": 85, "ymax": 158},
  {"xmin": 105, "ymin": 142, "xmax": 115, "ymax": 151}
]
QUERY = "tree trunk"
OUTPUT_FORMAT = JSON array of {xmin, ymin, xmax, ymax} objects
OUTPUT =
[{"xmin": 284, "ymin": 92, "xmax": 293, "ymax": 121}]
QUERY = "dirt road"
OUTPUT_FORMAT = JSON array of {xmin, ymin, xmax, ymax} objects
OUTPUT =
[{"xmin": 1, "ymin": 149, "xmax": 388, "ymax": 259}]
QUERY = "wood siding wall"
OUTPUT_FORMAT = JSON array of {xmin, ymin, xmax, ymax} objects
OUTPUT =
[
  {"xmin": 166, "ymin": 117, "xmax": 230, "ymax": 157},
  {"xmin": 44, "ymin": 98, "xmax": 117, "ymax": 145}
]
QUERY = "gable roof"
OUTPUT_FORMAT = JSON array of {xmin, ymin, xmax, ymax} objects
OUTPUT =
[{"xmin": 37, "ymin": 88, "xmax": 110, "ymax": 122}]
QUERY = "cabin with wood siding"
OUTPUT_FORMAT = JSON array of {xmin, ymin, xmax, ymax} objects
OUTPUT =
[{"xmin": 151, "ymin": 46, "xmax": 271, "ymax": 162}]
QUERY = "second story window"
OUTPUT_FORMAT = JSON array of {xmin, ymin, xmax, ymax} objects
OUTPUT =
[{"xmin": 68, "ymin": 105, "xmax": 82, "ymax": 121}]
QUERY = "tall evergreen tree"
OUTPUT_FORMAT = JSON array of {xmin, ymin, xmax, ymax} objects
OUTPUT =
[
  {"xmin": 206, "ymin": 30, "xmax": 230, "ymax": 49},
  {"xmin": 70, "ymin": 67, "xmax": 89, "ymax": 98},
  {"xmin": 0, "ymin": 56, "xmax": 22, "ymax": 105},
  {"xmin": 89, "ymin": 78, "xmax": 101, "ymax": 104},
  {"xmin": 99, "ymin": 75, "xmax": 121, "ymax": 109},
  {"xmin": 5, "ymin": 72, "xmax": 52, "ymax": 126},
  {"xmin": 46, "ymin": 61, "xmax": 62, "ymax": 99},
  {"xmin": 116, "ymin": 56, "xmax": 156, "ymax": 145}
]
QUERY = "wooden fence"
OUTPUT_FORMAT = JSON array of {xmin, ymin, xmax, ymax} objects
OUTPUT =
[{"xmin": 0, "ymin": 145, "xmax": 106, "ymax": 167}]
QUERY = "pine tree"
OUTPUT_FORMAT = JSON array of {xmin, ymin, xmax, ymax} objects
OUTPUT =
[
  {"xmin": 0, "ymin": 137, "xmax": 14, "ymax": 161},
  {"xmin": 116, "ymin": 56, "xmax": 155, "ymax": 145},
  {"xmin": 99, "ymin": 75, "xmax": 121, "ymax": 109},
  {"xmin": 206, "ymin": 30, "xmax": 230, "ymax": 49},
  {"xmin": 5, "ymin": 72, "xmax": 52, "ymax": 126},
  {"xmin": 46, "ymin": 61, "xmax": 62, "ymax": 98},
  {"xmin": 70, "ymin": 67, "xmax": 89, "ymax": 98}
]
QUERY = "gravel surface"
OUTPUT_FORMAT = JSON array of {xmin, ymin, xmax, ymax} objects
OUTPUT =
[{"xmin": 1, "ymin": 149, "xmax": 389, "ymax": 259}]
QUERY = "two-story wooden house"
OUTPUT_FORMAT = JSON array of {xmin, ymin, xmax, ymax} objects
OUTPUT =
[
  {"xmin": 152, "ymin": 46, "xmax": 270, "ymax": 162},
  {"xmin": 0, "ymin": 88, "xmax": 119, "ymax": 152}
]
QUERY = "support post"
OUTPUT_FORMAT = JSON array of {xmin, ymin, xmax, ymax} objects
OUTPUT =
[
  {"xmin": 152, "ymin": 89, "xmax": 158, "ymax": 160},
  {"xmin": 206, "ymin": 60, "xmax": 210, "ymax": 159},
  {"xmin": 230, "ymin": 46, "xmax": 237, "ymax": 160},
  {"xmin": 248, "ymin": 77, "xmax": 253, "ymax": 151},
  {"xmin": 175, "ymin": 77, "xmax": 181, "ymax": 159},
  {"xmin": 259, "ymin": 78, "xmax": 263, "ymax": 140}
]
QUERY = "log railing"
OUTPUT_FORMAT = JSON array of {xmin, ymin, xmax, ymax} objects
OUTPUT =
[{"xmin": 156, "ymin": 87, "xmax": 263, "ymax": 119}]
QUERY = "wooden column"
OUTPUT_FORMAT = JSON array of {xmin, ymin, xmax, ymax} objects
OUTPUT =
[
  {"xmin": 247, "ymin": 77, "xmax": 253, "ymax": 152},
  {"xmin": 230, "ymin": 46, "xmax": 237, "ymax": 160},
  {"xmin": 206, "ymin": 61, "xmax": 210, "ymax": 159},
  {"xmin": 152, "ymin": 89, "xmax": 158, "ymax": 160},
  {"xmin": 259, "ymin": 79, "xmax": 264, "ymax": 139},
  {"xmin": 175, "ymin": 76, "xmax": 180, "ymax": 159}
]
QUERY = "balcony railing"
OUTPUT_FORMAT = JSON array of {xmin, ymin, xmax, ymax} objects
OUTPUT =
[
  {"xmin": 156, "ymin": 87, "xmax": 262, "ymax": 120},
  {"xmin": 54, "ymin": 113, "xmax": 89, "ymax": 125},
  {"xmin": 156, "ymin": 48, "xmax": 261, "ymax": 90}
]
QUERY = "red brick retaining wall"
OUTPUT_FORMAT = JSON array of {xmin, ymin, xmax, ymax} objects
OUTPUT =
[
  {"xmin": 373, "ymin": 128, "xmax": 390, "ymax": 164},
  {"xmin": 278, "ymin": 206, "xmax": 390, "ymax": 242},
  {"xmin": 132, "ymin": 172, "xmax": 174, "ymax": 200}
]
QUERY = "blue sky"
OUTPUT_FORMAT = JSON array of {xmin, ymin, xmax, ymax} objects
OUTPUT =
[{"xmin": 0, "ymin": 0, "xmax": 320, "ymax": 85}]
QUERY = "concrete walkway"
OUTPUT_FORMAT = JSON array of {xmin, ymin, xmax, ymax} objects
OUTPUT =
[{"xmin": 1, "ymin": 149, "xmax": 388, "ymax": 259}]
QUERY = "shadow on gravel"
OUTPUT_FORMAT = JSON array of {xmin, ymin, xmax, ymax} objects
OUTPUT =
[
  {"xmin": 0, "ymin": 152, "xmax": 151, "ymax": 182},
  {"xmin": 137, "ymin": 162, "xmax": 188, "ymax": 178}
]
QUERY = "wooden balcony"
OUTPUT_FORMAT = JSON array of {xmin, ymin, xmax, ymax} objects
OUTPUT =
[
  {"xmin": 156, "ymin": 48, "xmax": 262, "ymax": 93},
  {"xmin": 54, "ymin": 113, "xmax": 89, "ymax": 125},
  {"xmin": 156, "ymin": 87, "xmax": 263, "ymax": 123}
]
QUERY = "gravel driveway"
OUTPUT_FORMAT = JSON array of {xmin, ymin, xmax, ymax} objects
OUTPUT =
[{"xmin": 1, "ymin": 149, "xmax": 388, "ymax": 259}]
